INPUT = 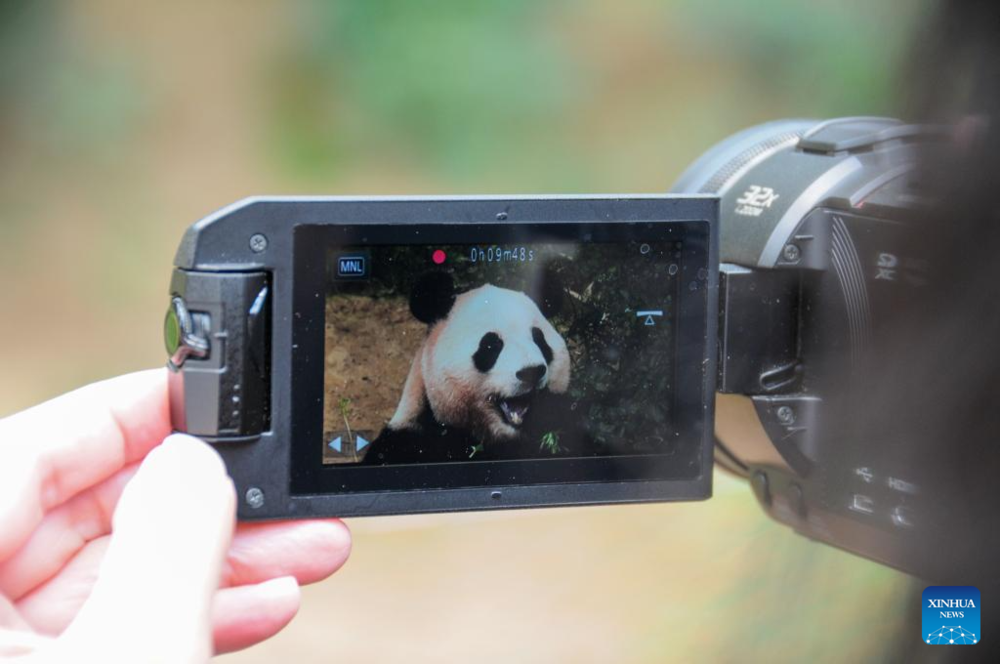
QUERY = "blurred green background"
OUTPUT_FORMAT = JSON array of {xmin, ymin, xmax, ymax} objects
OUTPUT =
[{"xmin": 0, "ymin": 1, "xmax": 928, "ymax": 661}]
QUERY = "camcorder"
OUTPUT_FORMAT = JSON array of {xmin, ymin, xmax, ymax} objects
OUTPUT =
[{"xmin": 166, "ymin": 117, "xmax": 947, "ymax": 577}]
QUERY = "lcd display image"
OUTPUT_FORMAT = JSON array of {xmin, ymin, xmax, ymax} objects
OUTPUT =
[{"xmin": 321, "ymin": 240, "xmax": 685, "ymax": 466}]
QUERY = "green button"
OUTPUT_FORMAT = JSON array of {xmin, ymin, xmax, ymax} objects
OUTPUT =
[{"xmin": 164, "ymin": 306, "xmax": 181, "ymax": 356}]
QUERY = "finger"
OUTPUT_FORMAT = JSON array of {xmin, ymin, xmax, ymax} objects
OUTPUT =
[
  {"xmin": 13, "ymin": 536, "xmax": 109, "ymax": 634},
  {"xmin": 0, "ymin": 369, "xmax": 170, "ymax": 562},
  {"xmin": 2, "ymin": 467, "xmax": 347, "ymax": 601},
  {"xmin": 54, "ymin": 434, "xmax": 235, "ymax": 663},
  {"xmin": 20, "ymin": 561, "xmax": 301, "ymax": 656},
  {"xmin": 222, "ymin": 519, "xmax": 351, "ymax": 587},
  {"xmin": 5, "ymin": 577, "xmax": 303, "ymax": 659},
  {"xmin": 211, "ymin": 577, "xmax": 300, "ymax": 655},
  {"xmin": 0, "ymin": 465, "xmax": 137, "ymax": 600},
  {"xmin": 0, "ymin": 594, "xmax": 32, "ymax": 632},
  {"xmin": 15, "ymin": 519, "xmax": 350, "ymax": 635}
]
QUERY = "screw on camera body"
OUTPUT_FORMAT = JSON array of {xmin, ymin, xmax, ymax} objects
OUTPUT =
[
  {"xmin": 249, "ymin": 233, "xmax": 268, "ymax": 253},
  {"xmin": 245, "ymin": 486, "xmax": 265, "ymax": 509},
  {"xmin": 781, "ymin": 244, "xmax": 801, "ymax": 263},
  {"xmin": 776, "ymin": 405, "xmax": 796, "ymax": 425}
]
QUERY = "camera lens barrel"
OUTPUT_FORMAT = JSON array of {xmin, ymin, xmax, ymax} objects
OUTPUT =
[
  {"xmin": 673, "ymin": 117, "xmax": 926, "ymax": 268},
  {"xmin": 674, "ymin": 117, "xmax": 944, "ymax": 575}
]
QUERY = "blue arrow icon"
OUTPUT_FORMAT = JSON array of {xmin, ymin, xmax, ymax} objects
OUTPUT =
[
  {"xmin": 329, "ymin": 436, "xmax": 342, "ymax": 453},
  {"xmin": 357, "ymin": 435, "xmax": 369, "ymax": 451}
]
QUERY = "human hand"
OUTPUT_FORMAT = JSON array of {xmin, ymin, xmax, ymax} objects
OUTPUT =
[{"xmin": 0, "ymin": 370, "xmax": 351, "ymax": 662}]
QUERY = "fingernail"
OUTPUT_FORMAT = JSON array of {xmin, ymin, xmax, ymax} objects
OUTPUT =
[{"xmin": 258, "ymin": 575, "xmax": 300, "ymax": 599}]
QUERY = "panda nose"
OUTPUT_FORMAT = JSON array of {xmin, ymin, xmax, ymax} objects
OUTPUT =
[{"xmin": 516, "ymin": 364, "xmax": 547, "ymax": 385}]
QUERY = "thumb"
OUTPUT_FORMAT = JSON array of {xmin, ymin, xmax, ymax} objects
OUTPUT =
[{"xmin": 56, "ymin": 434, "xmax": 236, "ymax": 664}]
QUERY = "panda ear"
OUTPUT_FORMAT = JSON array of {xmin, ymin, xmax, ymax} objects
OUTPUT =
[
  {"xmin": 410, "ymin": 272, "xmax": 456, "ymax": 324},
  {"xmin": 527, "ymin": 267, "xmax": 565, "ymax": 318}
]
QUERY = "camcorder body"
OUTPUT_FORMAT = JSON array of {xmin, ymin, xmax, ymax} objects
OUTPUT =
[
  {"xmin": 167, "ymin": 196, "xmax": 720, "ymax": 516},
  {"xmin": 166, "ymin": 117, "xmax": 961, "ymax": 579}
]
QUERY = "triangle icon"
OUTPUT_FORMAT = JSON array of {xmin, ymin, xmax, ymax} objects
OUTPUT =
[
  {"xmin": 328, "ymin": 436, "xmax": 342, "ymax": 453},
  {"xmin": 357, "ymin": 435, "xmax": 369, "ymax": 451}
]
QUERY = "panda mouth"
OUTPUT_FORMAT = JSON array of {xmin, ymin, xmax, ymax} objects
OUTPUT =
[{"xmin": 496, "ymin": 392, "xmax": 535, "ymax": 428}]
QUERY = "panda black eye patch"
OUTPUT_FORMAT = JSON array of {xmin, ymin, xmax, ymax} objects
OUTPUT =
[
  {"xmin": 473, "ymin": 332, "xmax": 504, "ymax": 372},
  {"xmin": 531, "ymin": 327, "xmax": 553, "ymax": 364}
]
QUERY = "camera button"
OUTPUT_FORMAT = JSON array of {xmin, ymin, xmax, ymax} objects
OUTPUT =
[
  {"xmin": 750, "ymin": 471, "xmax": 771, "ymax": 507},
  {"xmin": 165, "ymin": 297, "xmax": 210, "ymax": 369}
]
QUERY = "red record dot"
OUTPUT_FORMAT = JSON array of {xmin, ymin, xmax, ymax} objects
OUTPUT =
[{"xmin": 432, "ymin": 249, "xmax": 447, "ymax": 264}]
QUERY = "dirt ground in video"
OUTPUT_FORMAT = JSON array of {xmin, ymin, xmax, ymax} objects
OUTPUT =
[{"xmin": 322, "ymin": 295, "xmax": 425, "ymax": 461}]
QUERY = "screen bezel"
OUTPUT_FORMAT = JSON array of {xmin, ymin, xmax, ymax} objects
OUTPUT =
[{"xmin": 290, "ymin": 219, "xmax": 714, "ymax": 497}]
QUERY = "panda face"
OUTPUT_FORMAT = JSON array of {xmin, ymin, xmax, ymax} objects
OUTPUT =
[{"xmin": 421, "ymin": 285, "xmax": 570, "ymax": 443}]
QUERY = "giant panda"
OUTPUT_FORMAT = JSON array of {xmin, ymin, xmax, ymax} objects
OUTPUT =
[{"xmin": 364, "ymin": 271, "xmax": 589, "ymax": 464}]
